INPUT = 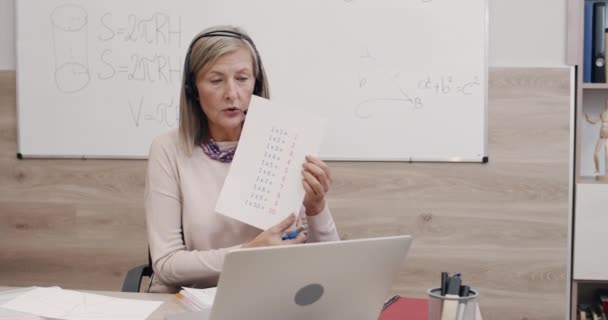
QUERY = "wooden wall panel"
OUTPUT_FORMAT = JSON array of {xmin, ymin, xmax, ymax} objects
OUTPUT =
[{"xmin": 0, "ymin": 68, "xmax": 570, "ymax": 319}]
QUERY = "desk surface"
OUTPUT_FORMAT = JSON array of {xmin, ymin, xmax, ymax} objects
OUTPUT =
[{"xmin": 0, "ymin": 287, "xmax": 187, "ymax": 320}]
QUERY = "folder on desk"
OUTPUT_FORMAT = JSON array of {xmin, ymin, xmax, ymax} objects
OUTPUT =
[
  {"xmin": 378, "ymin": 295, "xmax": 427, "ymax": 320},
  {"xmin": 378, "ymin": 294, "xmax": 483, "ymax": 320}
]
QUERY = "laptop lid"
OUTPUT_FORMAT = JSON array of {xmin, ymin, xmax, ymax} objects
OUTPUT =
[{"xmin": 209, "ymin": 235, "xmax": 413, "ymax": 320}]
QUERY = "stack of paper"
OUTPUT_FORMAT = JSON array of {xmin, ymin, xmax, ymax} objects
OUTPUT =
[
  {"xmin": 0, "ymin": 286, "xmax": 163, "ymax": 320},
  {"xmin": 175, "ymin": 287, "xmax": 217, "ymax": 311}
]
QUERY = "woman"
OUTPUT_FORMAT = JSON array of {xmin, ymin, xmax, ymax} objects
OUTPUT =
[{"xmin": 145, "ymin": 26, "xmax": 340, "ymax": 293}]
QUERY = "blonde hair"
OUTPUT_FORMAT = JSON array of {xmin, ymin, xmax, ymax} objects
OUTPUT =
[{"xmin": 178, "ymin": 25, "xmax": 270, "ymax": 156}]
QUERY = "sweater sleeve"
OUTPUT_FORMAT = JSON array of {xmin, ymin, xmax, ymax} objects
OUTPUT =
[
  {"xmin": 144, "ymin": 136, "xmax": 241, "ymax": 288},
  {"xmin": 300, "ymin": 203, "xmax": 340, "ymax": 242}
]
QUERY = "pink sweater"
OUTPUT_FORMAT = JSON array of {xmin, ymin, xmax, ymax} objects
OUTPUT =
[{"xmin": 145, "ymin": 130, "xmax": 340, "ymax": 293}]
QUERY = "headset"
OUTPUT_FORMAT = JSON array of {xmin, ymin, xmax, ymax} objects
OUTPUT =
[{"xmin": 183, "ymin": 30, "xmax": 264, "ymax": 101}]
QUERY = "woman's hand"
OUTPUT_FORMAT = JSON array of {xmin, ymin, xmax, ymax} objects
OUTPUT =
[
  {"xmin": 243, "ymin": 214, "xmax": 306, "ymax": 248},
  {"xmin": 302, "ymin": 155, "xmax": 332, "ymax": 216}
]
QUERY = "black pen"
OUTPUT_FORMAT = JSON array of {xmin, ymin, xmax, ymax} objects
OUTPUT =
[
  {"xmin": 441, "ymin": 272, "xmax": 449, "ymax": 296},
  {"xmin": 441, "ymin": 276, "xmax": 461, "ymax": 320},
  {"xmin": 459, "ymin": 285, "xmax": 470, "ymax": 297},
  {"xmin": 456, "ymin": 285, "xmax": 470, "ymax": 320}
]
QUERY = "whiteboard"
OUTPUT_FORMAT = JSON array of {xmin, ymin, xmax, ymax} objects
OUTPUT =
[{"xmin": 16, "ymin": 0, "xmax": 487, "ymax": 161}]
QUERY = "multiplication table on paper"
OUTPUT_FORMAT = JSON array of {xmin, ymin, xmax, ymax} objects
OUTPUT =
[{"xmin": 215, "ymin": 96, "xmax": 327, "ymax": 230}]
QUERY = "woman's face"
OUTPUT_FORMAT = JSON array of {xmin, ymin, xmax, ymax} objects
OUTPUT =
[{"xmin": 195, "ymin": 46, "xmax": 255, "ymax": 141}]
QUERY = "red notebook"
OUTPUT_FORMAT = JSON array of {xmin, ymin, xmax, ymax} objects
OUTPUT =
[{"xmin": 378, "ymin": 295, "xmax": 428, "ymax": 320}]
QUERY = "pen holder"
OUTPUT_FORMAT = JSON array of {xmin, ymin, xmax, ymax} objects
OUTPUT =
[{"xmin": 427, "ymin": 288, "xmax": 479, "ymax": 320}]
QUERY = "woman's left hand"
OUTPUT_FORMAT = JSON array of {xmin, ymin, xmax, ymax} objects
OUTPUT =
[{"xmin": 302, "ymin": 155, "xmax": 332, "ymax": 216}]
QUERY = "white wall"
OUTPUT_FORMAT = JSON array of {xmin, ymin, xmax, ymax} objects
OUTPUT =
[
  {"xmin": 489, "ymin": 0, "xmax": 567, "ymax": 67},
  {"xmin": 0, "ymin": 0, "xmax": 567, "ymax": 70},
  {"xmin": 0, "ymin": 0, "xmax": 14, "ymax": 70}
]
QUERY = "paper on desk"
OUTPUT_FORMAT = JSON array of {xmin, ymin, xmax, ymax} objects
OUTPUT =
[
  {"xmin": 179, "ymin": 287, "xmax": 217, "ymax": 310},
  {"xmin": 215, "ymin": 96, "xmax": 327, "ymax": 230},
  {"xmin": 0, "ymin": 287, "xmax": 36, "ymax": 304},
  {"xmin": 0, "ymin": 287, "xmax": 45, "ymax": 320},
  {"xmin": 182, "ymin": 287, "xmax": 216, "ymax": 306},
  {"xmin": 1, "ymin": 287, "xmax": 163, "ymax": 320},
  {"xmin": 0, "ymin": 310, "xmax": 44, "ymax": 320}
]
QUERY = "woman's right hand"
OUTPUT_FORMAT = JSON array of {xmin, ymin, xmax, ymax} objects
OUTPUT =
[{"xmin": 243, "ymin": 213, "xmax": 306, "ymax": 248}]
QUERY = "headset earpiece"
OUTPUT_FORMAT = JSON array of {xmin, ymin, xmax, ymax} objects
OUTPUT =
[
  {"xmin": 253, "ymin": 71, "xmax": 263, "ymax": 96},
  {"xmin": 184, "ymin": 72, "xmax": 196, "ymax": 100},
  {"xmin": 183, "ymin": 47, "xmax": 197, "ymax": 101}
]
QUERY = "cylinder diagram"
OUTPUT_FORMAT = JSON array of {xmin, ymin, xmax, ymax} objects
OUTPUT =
[{"xmin": 51, "ymin": 4, "xmax": 90, "ymax": 93}]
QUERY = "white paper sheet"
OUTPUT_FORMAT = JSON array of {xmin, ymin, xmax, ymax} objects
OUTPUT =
[
  {"xmin": 0, "ymin": 287, "xmax": 45, "ymax": 320},
  {"xmin": 1, "ymin": 287, "xmax": 163, "ymax": 320},
  {"xmin": 215, "ymin": 96, "xmax": 327, "ymax": 230},
  {"xmin": 180, "ymin": 287, "xmax": 216, "ymax": 310}
]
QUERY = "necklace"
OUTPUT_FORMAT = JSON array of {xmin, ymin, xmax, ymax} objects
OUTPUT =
[{"xmin": 200, "ymin": 139, "xmax": 236, "ymax": 163}]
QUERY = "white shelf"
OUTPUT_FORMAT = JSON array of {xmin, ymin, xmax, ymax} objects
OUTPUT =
[
  {"xmin": 573, "ymin": 183, "xmax": 608, "ymax": 280},
  {"xmin": 577, "ymin": 176, "xmax": 608, "ymax": 184},
  {"xmin": 582, "ymin": 83, "xmax": 608, "ymax": 89}
]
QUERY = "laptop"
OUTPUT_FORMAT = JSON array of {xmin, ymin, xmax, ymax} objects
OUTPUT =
[{"xmin": 206, "ymin": 235, "xmax": 413, "ymax": 320}]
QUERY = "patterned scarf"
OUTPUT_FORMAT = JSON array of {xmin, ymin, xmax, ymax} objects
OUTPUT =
[{"xmin": 201, "ymin": 139, "xmax": 236, "ymax": 163}]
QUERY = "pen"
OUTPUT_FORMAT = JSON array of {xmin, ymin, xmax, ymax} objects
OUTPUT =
[
  {"xmin": 441, "ymin": 272, "xmax": 449, "ymax": 296},
  {"xmin": 282, "ymin": 226, "xmax": 306, "ymax": 240},
  {"xmin": 440, "ymin": 276, "xmax": 461, "ymax": 320},
  {"xmin": 456, "ymin": 285, "xmax": 470, "ymax": 320}
]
